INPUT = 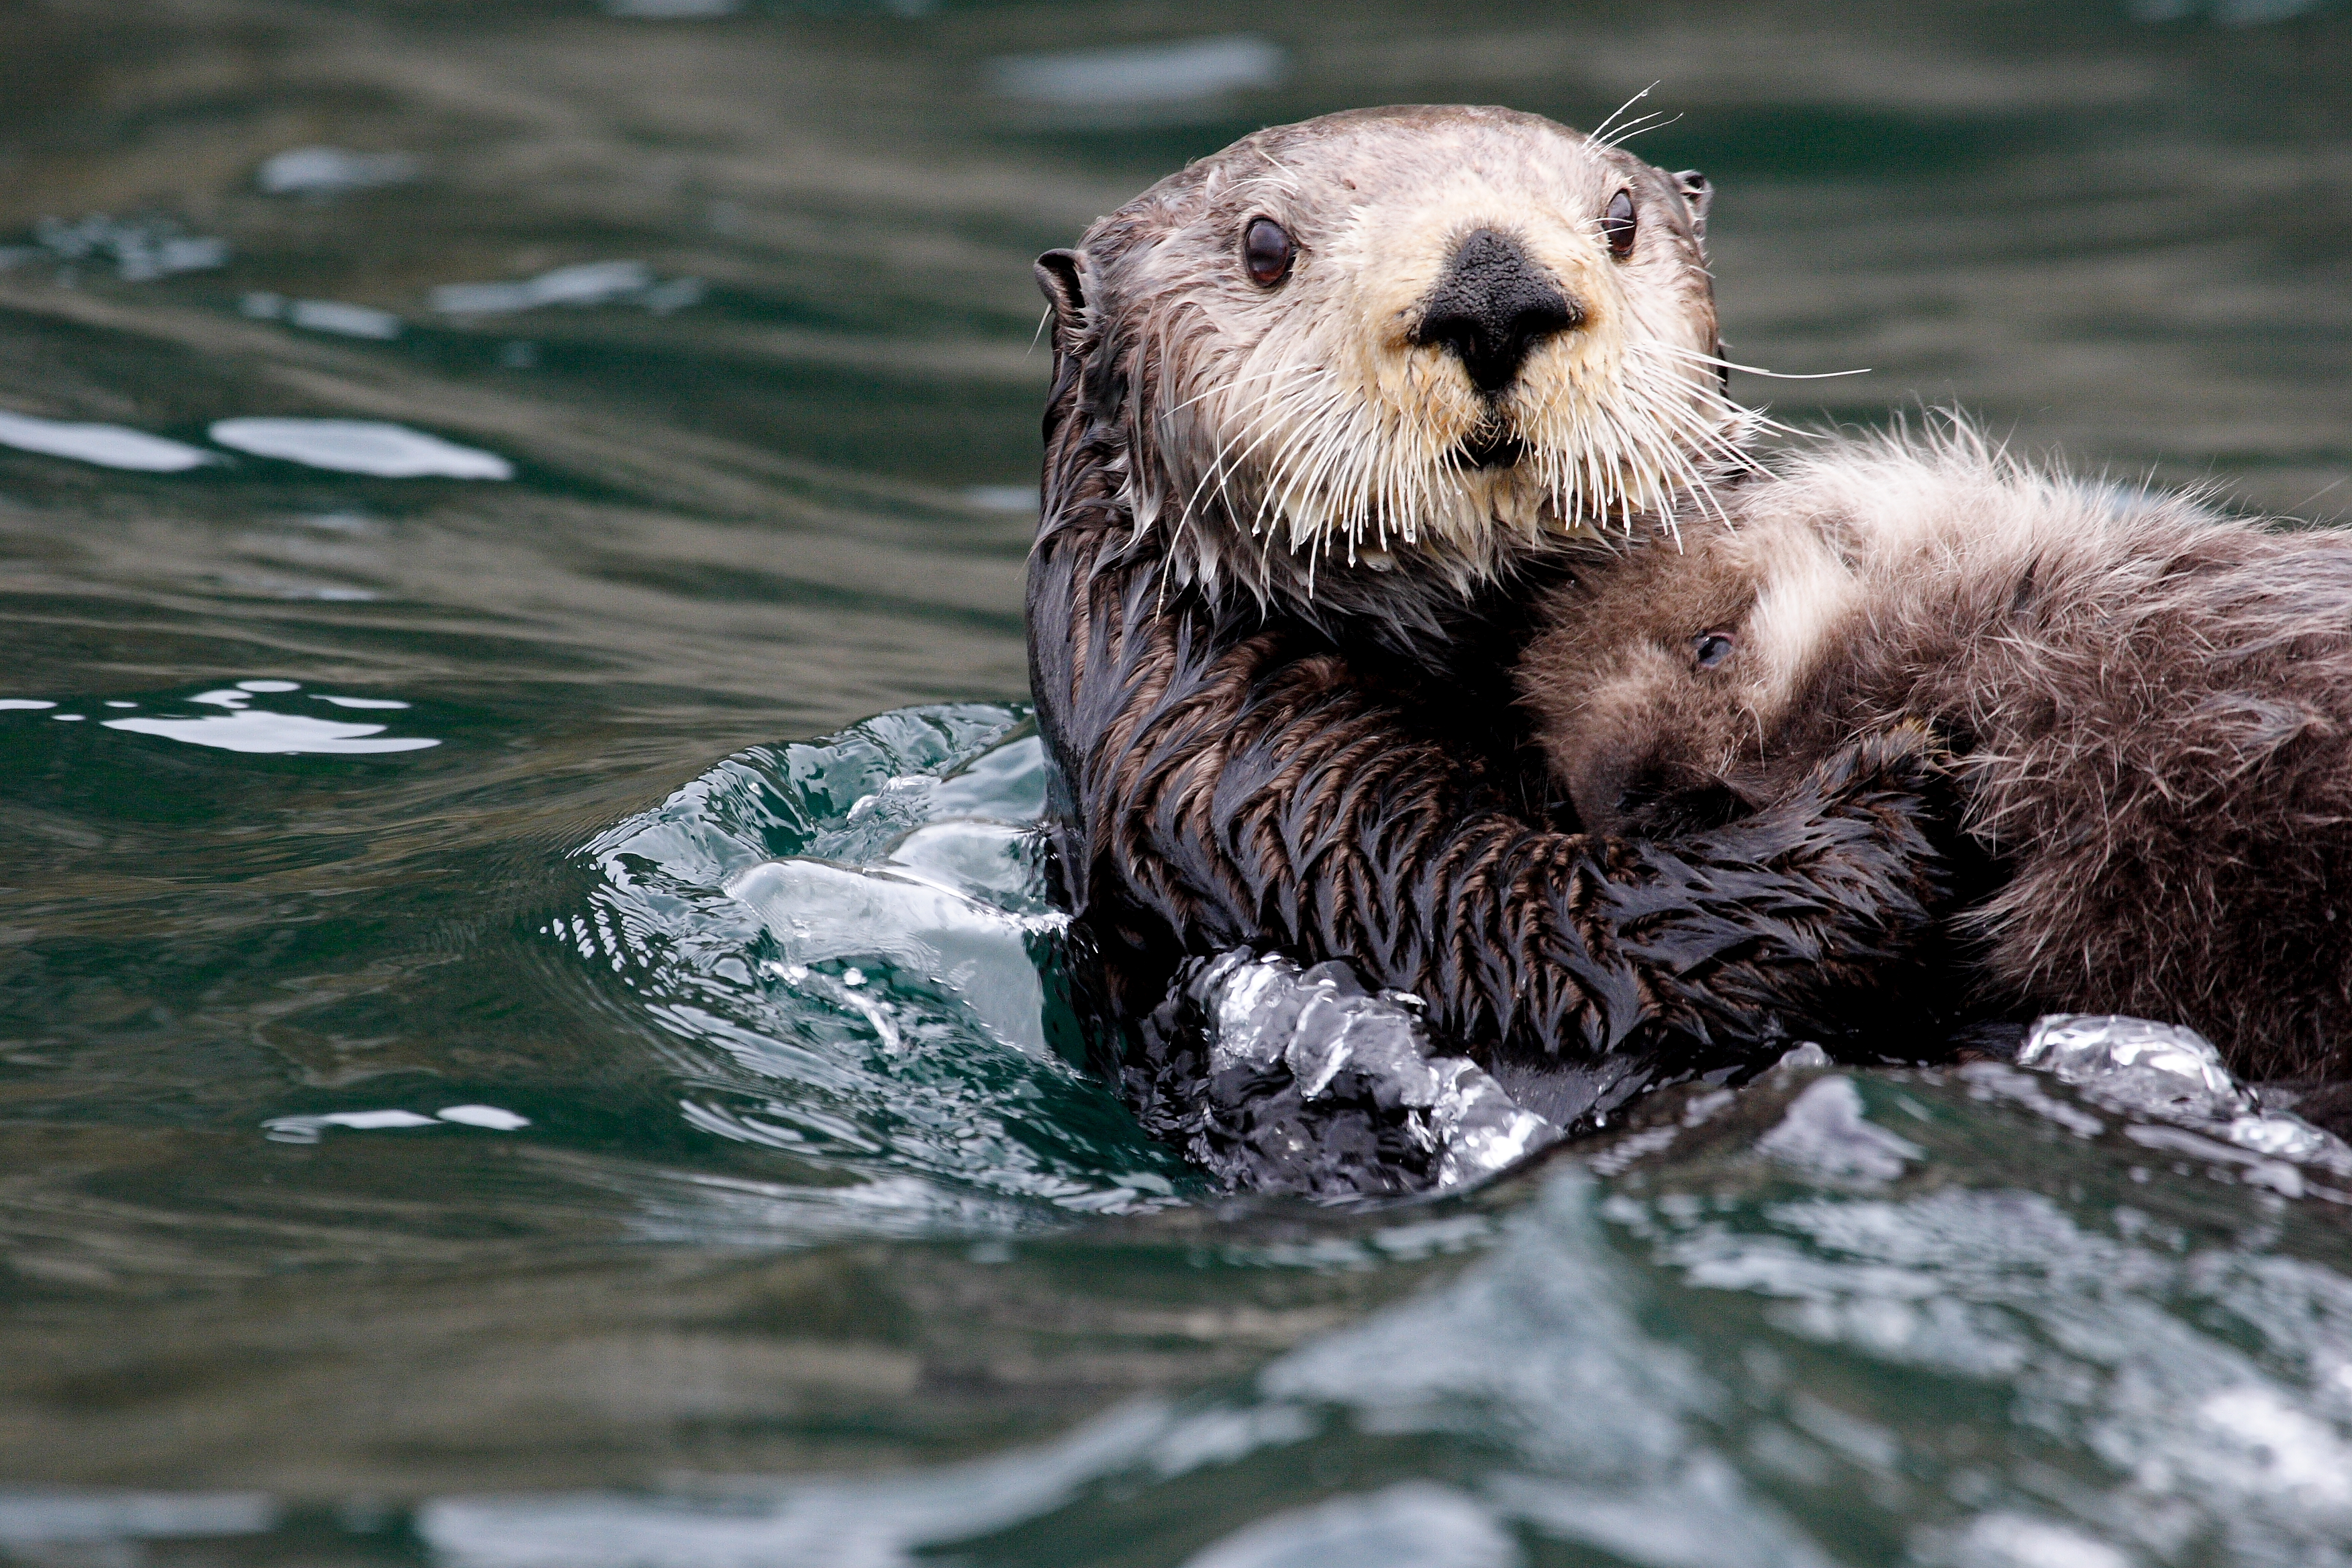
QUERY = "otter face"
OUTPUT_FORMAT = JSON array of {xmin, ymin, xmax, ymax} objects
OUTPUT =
[
  {"xmin": 1039, "ymin": 105, "xmax": 1748, "ymax": 612},
  {"xmin": 1518, "ymin": 518, "xmax": 1855, "ymax": 834}
]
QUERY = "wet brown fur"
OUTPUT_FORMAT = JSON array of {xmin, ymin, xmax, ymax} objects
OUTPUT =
[
  {"xmin": 1520, "ymin": 427, "xmax": 2352, "ymax": 1079},
  {"xmin": 1030, "ymin": 109, "xmax": 1956, "ymax": 1076}
]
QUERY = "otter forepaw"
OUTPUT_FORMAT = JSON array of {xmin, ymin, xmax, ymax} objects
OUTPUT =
[{"xmin": 1794, "ymin": 720, "xmax": 1950, "ymax": 801}]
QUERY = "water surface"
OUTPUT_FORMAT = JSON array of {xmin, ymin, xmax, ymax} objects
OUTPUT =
[{"xmin": 1, "ymin": 1, "xmax": 2349, "ymax": 1562}]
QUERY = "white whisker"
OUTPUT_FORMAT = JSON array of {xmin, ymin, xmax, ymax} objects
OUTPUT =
[
  {"xmin": 1587, "ymin": 84, "xmax": 1657, "ymax": 146},
  {"xmin": 1599, "ymin": 111, "xmax": 1681, "ymax": 149},
  {"xmin": 1653, "ymin": 342, "xmax": 1873, "ymax": 381}
]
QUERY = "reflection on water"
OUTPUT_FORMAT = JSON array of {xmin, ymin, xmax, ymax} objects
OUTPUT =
[
  {"xmin": 0, "ymin": 409, "xmax": 216, "ymax": 471},
  {"xmin": 9, "ymin": 213, "xmax": 230, "ymax": 283},
  {"xmin": 261, "ymin": 1101, "xmax": 532, "ymax": 1142},
  {"xmin": 70, "ymin": 681, "xmax": 447, "ymax": 753},
  {"xmin": 990, "ymin": 35, "xmax": 1292, "ymax": 124},
  {"xmin": 0, "ymin": 407, "xmax": 516, "ymax": 477},
  {"xmin": 0, "ymin": 0, "xmax": 2347, "ymax": 1561},
  {"xmin": 207, "ymin": 418, "xmax": 513, "ymax": 478},
  {"xmin": 429, "ymin": 259, "xmax": 703, "ymax": 317}
]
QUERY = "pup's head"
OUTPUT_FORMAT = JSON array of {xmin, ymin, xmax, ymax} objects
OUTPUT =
[
  {"xmin": 1518, "ymin": 514, "xmax": 1857, "ymax": 835},
  {"xmin": 1038, "ymin": 105, "xmax": 1749, "ymax": 621}
]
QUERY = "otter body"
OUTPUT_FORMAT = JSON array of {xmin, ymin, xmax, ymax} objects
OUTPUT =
[
  {"xmin": 1028, "ymin": 105, "xmax": 1951, "ymax": 1122},
  {"xmin": 1520, "ymin": 431, "xmax": 2352, "ymax": 1079}
]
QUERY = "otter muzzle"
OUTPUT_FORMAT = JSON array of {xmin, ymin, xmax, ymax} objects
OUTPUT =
[{"xmin": 1410, "ymin": 228, "xmax": 1584, "ymax": 395}]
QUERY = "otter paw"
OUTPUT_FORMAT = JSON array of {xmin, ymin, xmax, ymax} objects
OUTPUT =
[{"xmin": 1791, "ymin": 720, "xmax": 1954, "ymax": 806}]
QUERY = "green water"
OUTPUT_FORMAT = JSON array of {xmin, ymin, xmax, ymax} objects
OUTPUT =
[{"xmin": 1, "ymin": 1, "xmax": 2349, "ymax": 1562}]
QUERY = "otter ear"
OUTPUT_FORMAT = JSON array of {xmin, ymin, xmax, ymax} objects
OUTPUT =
[
  {"xmin": 1034, "ymin": 249, "xmax": 1089, "ymax": 351},
  {"xmin": 1670, "ymin": 170, "xmax": 1712, "ymax": 241}
]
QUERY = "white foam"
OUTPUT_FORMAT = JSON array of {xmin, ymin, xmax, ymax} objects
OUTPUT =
[
  {"xmin": 208, "ymin": 419, "xmax": 511, "ymax": 479},
  {"xmin": 0, "ymin": 410, "xmax": 215, "ymax": 473}
]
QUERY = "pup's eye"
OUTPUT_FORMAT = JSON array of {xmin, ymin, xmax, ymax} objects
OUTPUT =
[
  {"xmin": 1602, "ymin": 189, "xmax": 1637, "ymax": 258},
  {"xmin": 1693, "ymin": 631, "xmax": 1735, "ymax": 668},
  {"xmin": 1243, "ymin": 217, "xmax": 1294, "ymax": 286}
]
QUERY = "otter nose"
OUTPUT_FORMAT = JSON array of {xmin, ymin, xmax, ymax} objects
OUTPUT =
[{"xmin": 1411, "ymin": 229, "xmax": 1584, "ymax": 395}]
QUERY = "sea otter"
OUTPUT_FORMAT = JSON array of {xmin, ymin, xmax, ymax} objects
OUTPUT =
[
  {"xmin": 1027, "ymin": 104, "xmax": 1954, "ymax": 1124},
  {"xmin": 1518, "ymin": 426, "xmax": 2352, "ymax": 1081}
]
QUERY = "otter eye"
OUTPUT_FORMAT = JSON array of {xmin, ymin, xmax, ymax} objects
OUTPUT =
[
  {"xmin": 1694, "ymin": 631, "xmax": 1735, "ymax": 668},
  {"xmin": 1602, "ymin": 189, "xmax": 1637, "ymax": 258},
  {"xmin": 1243, "ymin": 217, "xmax": 1293, "ymax": 287}
]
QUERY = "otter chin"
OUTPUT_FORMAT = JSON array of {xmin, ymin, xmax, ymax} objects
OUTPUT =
[{"xmin": 1035, "ymin": 104, "xmax": 1751, "ymax": 633}]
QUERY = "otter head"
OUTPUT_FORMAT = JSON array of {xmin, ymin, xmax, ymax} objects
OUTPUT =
[
  {"xmin": 1518, "ymin": 513, "xmax": 1859, "ymax": 835},
  {"xmin": 1038, "ymin": 105, "xmax": 1748, "ymax": 626}
]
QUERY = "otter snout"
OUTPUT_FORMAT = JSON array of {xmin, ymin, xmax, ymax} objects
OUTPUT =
[{"xmin": 1410, "ymin": 228, "xmax": 1584, "ymax": 395}]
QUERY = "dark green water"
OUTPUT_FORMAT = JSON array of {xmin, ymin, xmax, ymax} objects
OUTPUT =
[{"xmin": 2, "ymin": 1, "xmax": 2351, "ymax": 1562}]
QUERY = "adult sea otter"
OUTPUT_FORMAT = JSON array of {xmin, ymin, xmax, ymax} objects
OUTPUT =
[{"xmin": 1024, "ymin": 105, "xmax": 1951, "ymax": 1139}]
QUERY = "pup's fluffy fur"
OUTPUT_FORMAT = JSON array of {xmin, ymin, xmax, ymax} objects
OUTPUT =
[{"xmin": 1520, "ymin": 426, "xmax": 2352, "ymax": 1078}]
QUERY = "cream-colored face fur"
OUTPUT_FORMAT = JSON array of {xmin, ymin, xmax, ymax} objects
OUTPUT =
[{"xmin": 1055, "ymin": 106, "xmax": 1751, "ymax": 614}]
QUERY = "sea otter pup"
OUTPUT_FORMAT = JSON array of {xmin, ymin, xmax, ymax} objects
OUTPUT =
[
  {"xmin": 1028, "ymin": 104, "xmax": 1953, "ymax": 1114},
  {"xmin": 1518, "ymin": 428, "xmax": 2352, "ymax": 1080}
]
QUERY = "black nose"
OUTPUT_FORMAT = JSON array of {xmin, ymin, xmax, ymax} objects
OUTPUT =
[{"xmin": 1410, "ymin": 228, "xmax": 1584, "ymax": 395}]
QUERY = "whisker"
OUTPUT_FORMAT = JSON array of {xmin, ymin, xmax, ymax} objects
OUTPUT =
[
  {"xmin": 1176, "ymin": 364, "xmax": 1324, "ymax": 524},
  {"xmin": 1653, "ymin": 342, "xmax": 1873, "ymax": 381},
  {"xmin": 1587, "ymin": 83, "xmax": 1657, "ymax": 146},
  {"xmin": 1600, "ymin": 111, "xmax": 1681, "ymax": 148},
  {"xmin": 1167, "ymin": 360, "xmax": 1316, "ymax": 418}
]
